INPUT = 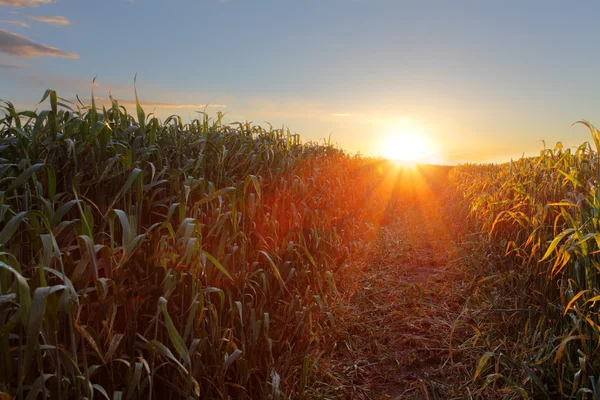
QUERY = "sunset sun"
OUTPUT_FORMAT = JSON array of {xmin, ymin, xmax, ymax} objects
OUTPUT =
[{"xmin": 381, "ymin": 132, "xmax": 432, "ymax": 163}]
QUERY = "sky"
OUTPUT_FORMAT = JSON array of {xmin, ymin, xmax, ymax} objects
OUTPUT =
[{"xmin": 1, "ymin": 0, "xmax": 600, "ymax": 164}]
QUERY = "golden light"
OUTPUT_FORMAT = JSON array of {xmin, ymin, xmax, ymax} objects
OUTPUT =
[{"xmin": 380, "ymin": 131, "xmax": 434, "ymax": 163}]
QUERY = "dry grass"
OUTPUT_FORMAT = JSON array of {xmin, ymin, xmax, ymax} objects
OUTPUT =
[{"xmin": 316, "ymin": 168, "xmax": 479, "ymax": 399}]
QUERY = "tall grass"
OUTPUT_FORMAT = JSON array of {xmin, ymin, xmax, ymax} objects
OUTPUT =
[
  {"xmin": 449, "ymin": 123, "xmax": 600, "ymax": 398},
  {"xmin": 0, "ymin": 89, "xmax": 404, "ymax": 399},
  {"xmin": 7, "ymin": 85, "xmax": 595, "ymax": 399}
]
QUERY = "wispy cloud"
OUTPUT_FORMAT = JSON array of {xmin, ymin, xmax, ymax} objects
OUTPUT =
[
  {"xmin": 0, "ymin": 28, "xmax": 79, "ymax": 58},
  {"xmin": 0, "ymin": 19, "xmax": 29, "ymax": 27},
  {"xmin": 330, "ymin": 113, "xmax": 352, "ymax": 117},
  {"xmin": 0, "ymin": 0, "xmax": 53, "ymax": 7},
  {"xmin": 0, "ymin": 63, "xmax": 27, "ymax": 68},
  {"xmin": 132, "ymin": 100, "xmax": 227, "ymax": 109},
  {"xmin": 73, "ymin": 97, "xmax": 227, "ymax": 110},
  {"xmin": 26, "ymin": 15, "xmax": 70, "ymax": 26}
]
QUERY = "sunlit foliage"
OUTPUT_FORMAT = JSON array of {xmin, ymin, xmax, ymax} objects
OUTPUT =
[
  {"xmin": 448, "ymin": 124, "xmax": 600, "ymax": 398},
  {"xmin": 0, "ymin": 89, "xmax": 411, "ymax": 399}
]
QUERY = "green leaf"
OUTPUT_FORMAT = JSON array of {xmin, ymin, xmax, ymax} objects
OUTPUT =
[
  {"xmin": 43, "ymin": 267, "xmax": 78, "ymax": 307},
  {"xmin": 193, "ymin": 187, "xmax": 235, "ymax": 209},
  {"xmin": 564, "ymin": 290, "xmax": 590, "ymax": 316},
  {"xmin": 183, "ymin": 297, "xmax": 200, "ymax": 342},
  {"xmin": 0, "ymin": 261, "xmax": 31, "ymax": 325},
  {"xmin": 6, "ymin": 163, "xmax": 44, "ymax": 192},
  {"xmin": 77, "ymin": 235, "xmax": 99, "ymax": 279},
  {"xmin": 223, "ymin": 349, "xmax": 242, "ymax": 371},
  {"xmin": 93, "ymin": 384, "xmax": 111, "ymax": 400},
  {"xmin": 541, "ymin": 228, "xmax": 574, "ymax": 262},
  {"xmin": 158, "ymin": 297, "xmax": 191, "ymax": 367},
  {"xmin": 50, "ymin": 200, "xmax": 79, "ymax": 227},
  {"xmin": 25, "ymin": 373, "xmax": 54, "ymax": 400},
  {"xmin": 0, "ymin": 211, "xmax": 26, "ymax": 248},
  {"xmin": 259, "ymin": 250, "xmax": 287, "ymax": 292},
  {"xmin": 112, "ymin": 209, "xmax": 132, "ymax": 248},
  {"xmin": 244, "ymin": 174, "xmax": 262, "ymax": 200},
  {"xmin": 104, "ymin": 333, "xmax": 124, "ymax": 362},
  {"xmin": 202, "ymin": 250, "xmax": 233, "ymax": 282},
  {"xmin": 46, "ymin": 166, "xmax": 56, "ymax": 202},
  {"xmin": 38, "ymin": 89, "xmax": 55, "ymax": 105},
  {"xmin": 523, "ymin": 363, "xmax": 551, "ymax": 398},
  {"xmin": 23, "ymin": 285, "xmax": 65, "ymax": 379},
  {"xmin": 107, "ymin": 169, "xmax": 143, "ymax": 213},
  {"xmin": 145, "ymin": 339, "xmax": 187, "ymax": 373},
  {"xmin": 40, "ymin": 234, "xmax": 53, "ymax": 267},
  {"xmin": 134, "ymin": 74, "xmax": 145, "ymax": 133},
  {"xmin": 75, "ymin": 321, "xmax": 104, "ymax": 362},
  {"xmin": 523, "ymin": 363, "xmax": 549, "ymax": 396},
  {"xmin": 473, "ymin": 351, "xmax": 494, "ymax": 382},
  {"xmin": 125, "ymin": 362, "xmax": 143, "ymax": 400}
]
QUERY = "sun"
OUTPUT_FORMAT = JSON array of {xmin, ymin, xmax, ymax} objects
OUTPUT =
[{"xmin": 381, "ymin": 132, "xmax": 431, "ymax": 163}]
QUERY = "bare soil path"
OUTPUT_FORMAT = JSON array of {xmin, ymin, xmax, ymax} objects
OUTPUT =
[{"xmin": 327, "ymin": 186, "xmax": 474, "ymax": 399}]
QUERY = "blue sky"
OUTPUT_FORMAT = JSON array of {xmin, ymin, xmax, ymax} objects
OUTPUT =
[{"xmin": 1, "ymin": 0, "xmax": 600, "ymax": 163}]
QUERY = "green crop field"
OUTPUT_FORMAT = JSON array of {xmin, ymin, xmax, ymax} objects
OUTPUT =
[{"xmin": 2, "ymin": 90, "xmax": 600, "ymax": 399}]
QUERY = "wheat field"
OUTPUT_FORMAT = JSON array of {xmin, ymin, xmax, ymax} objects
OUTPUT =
[{"xmin": 2, "ymin": 90, "xmax": 600, "ymax": 399}]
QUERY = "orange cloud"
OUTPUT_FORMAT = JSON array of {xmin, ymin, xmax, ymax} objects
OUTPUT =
[
  {"xmin": 26, "ymin": 15, "xmax": 70, "ymax": 26},
  {"xmin": 0, "ymin": 0, "xmax": 53, "ymax": 6},
  {"xmin": 134, "ymin": 100, "xmax": 227, "ymax": 109}
]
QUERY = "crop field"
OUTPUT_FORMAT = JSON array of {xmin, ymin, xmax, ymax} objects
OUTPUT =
[{"xmin": 1, "ymin": 91, "xmax": 600, "ymax": 399}]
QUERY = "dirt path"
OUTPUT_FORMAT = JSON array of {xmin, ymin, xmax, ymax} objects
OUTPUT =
[{"xmin": 327, "ymin": 190, "xmax": 472, "ymax": 399}]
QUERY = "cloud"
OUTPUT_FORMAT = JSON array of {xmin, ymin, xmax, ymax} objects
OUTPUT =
[
  {"xmin": 0, "ymin": 19, "xmax": 29, "ymax": 27},
  {"xmin": 0, "ymin": 63, "xmax": 27, "ymax": 68},
  {"xmin": 0, "ymin": 28, "xmax": 79, "ymax": 58},
  {"xmin": 71, "ymin": 97, "xmax": 227, "ymax": 110},
  {"xmin": 330, "ymin": 113, "xmax": 352, "ymax": 117},
  {"xmin": 26, "ymin": 15, "xmax": 70, "ymax": 26},
  {"xmin": 0, "ymin": 0, "xmax": 53, "ymax": 7},
  {"xmin": 133, "ymin": 100, "xmax": 227, "ymax": 109}
]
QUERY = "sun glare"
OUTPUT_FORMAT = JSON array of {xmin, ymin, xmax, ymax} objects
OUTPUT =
[{"xmin": 381, "ymin": 132, "xmax": 433, "ymax": 164}]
